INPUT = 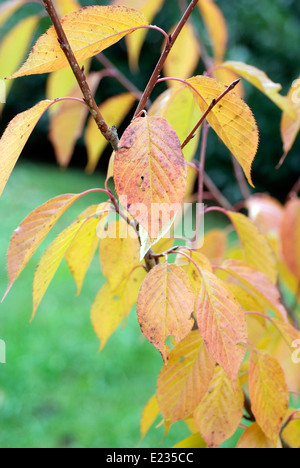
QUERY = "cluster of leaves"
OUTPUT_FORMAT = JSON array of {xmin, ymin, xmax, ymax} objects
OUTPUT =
[{"xmin": 0, "ymin": 0, "xmax": 300, "ymax": 448}]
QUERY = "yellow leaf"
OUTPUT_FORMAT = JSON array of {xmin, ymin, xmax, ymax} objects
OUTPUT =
[
  {"xmin": 282, "ymin": 410, "xmax": 300, "ymax": 449},
  {"xmin": 9, "ymin": 6, "xmax": 148, "ymax": 78},
  {"xmin": 3, "ymin": 193, "xmax": 84, "ymax": 300},
  {"xmin": 281, "ymin": 198, "xmax": 300, "ymax": 281},
  {"xmin": 214, "ymin": 66, "xmax": 244, "ymax": 98},
  {"xmin": 227, "ymin": 211, "xmax": 278, "ymax": 283},
  {"xmin": 198, "ymin": 0, "xmax": 228, "ymax": 62},
  {"xmin": 281, "ymin": 77, "xmax": 300, "ymax": 161},
  {"xmin": 85, "ymin": 93, "xmax": 136, "ymax": 173},
  {"xmin": 198, "ymin": 229, "xmax": 227, "ymax": 262},
  {"xmin": 164, "ymin": 23, "xmax": 200, "ymax": 85},
  {"xmin": 91, "ymin": 268, "xmax": 146, "ymax": 349},
  {"xmin": 187, "ymin": 76, "xmax": 259, "ymax": 186},
  {"xmin": 114, "ymin": 115, "xmax": 187, "ymax": 238},
  {"xmin": 221, "ymin": 61, "xmax": 296, "ymax": 117},
  {"xmin": 176, "ymin": 250, "xmax": 212, "ymax": 293},
  {"xmin": 0, "ymin": 100, "xmax": 53, "ymax": 196},
  {"xmin": 193, "ymin": 366, "xmax": 244, "ymax": 448},
  {"xmin": 65, "ymin": 215, "xmax": 99, "ymax": 295},
  {"xmin": 157, "ymin": 330, "xmax": 215, "ymax": 424},
  {"xmin": 49, "ymin": 73, "xmax": 100, "ymax": 167},
  {"xmin": 137, "ymin": 263, "xmax": 195, "ymax": 361},
  {"xmin": 173, "ymin": 433, "xmax": 207, "ymax": 449},
  {"xmin": 222, "ymin": 259, "xmax": 287, "ymax": 321},
  {"xmin": 112, "ymin": 0, "xmax": 165, "ymax": 71},
  {"xmin": 0, "ymin": 0, "xmax": 24, "ymax": 28},
  {"xmin": 249, "ymin": 350, "xmax": 289, "ymax": 442},
  {"xmin": 0, "ymin": 15, "xmax": 39, "ymax": 101},
  {"xmin": 196, "ymin": 270, "xmax": 247, "ymax": 381},
  {"xmin": 225, "ymin": 283, "xmax": 264, "ymax": 315},
  {"xmin": 149, "ymin": 86, "xmax": 202, "ymax": 163},
  {"xmin": 140, "ymin": 395, "xmax": 160, "ymax": 439},
  {"xmin": 32, "ymin": 217, "xmax": 86, "ymax": 319},
  {"xmin": 237, "ymin": 423, "xmax": 282, "ymax": 448},
  {"xmin": 99, "ymin": 219, "xmax": 140, "ymax": 290},
  {"xmin": 46, "ymin": 58, "xmax": 91, "ymax": 115},
  {"xmin": 53, "ymin": 0, "xmax": 80, "ymax": 16}
]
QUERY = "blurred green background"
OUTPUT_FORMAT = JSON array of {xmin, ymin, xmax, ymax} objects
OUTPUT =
[{"xmin": 0, "ymin": 0, "xmax": 299, "ymax": 448}]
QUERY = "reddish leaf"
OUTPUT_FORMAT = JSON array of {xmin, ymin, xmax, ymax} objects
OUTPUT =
[
  {"xmin": 281, "ymin": 198, "xmax": 300, "ymax": 281},
  {"xmin": 114, "ymin": 116, "xmax": 187, "ymax": 238},
  {"xmin": 137, "ymin": 264, "xmax": 195, "ymax": 361},
  {"xmin": 196, "ymin": 270, "xmax": 247, "ymax": 381}
]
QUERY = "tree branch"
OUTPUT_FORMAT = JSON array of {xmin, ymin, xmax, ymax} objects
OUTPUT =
[
  {"xmin": 134, "ymin": 0, "xmax": 200, "ymax": 117},
  {"xmin": 42, "ymin": 0, "xmax": 119, "ymax": 151}
]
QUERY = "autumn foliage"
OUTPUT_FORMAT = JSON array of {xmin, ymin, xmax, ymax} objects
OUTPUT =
[{"xmin": 0, "ymin": 0, "xmax": 300, "ymax": 448}]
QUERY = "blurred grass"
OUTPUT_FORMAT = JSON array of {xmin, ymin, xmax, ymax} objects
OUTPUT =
[{"xmin": 0, "ymin": 161, "xmax": 194, "ymax": 448}]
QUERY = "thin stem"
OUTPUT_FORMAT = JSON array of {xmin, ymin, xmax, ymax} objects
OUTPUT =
[
  {"xmin": 232, "ymin": 155, "xmax": 251, "ymax": 200},
  {"xmin": 288, "ymin": 177, "xmax": 300, "ymax": 199},
  {"xmin": 203, "ymin": 172, "xmax": 235, "ymax": 211},
  {"xmin": 134, "ymin": 0, "xmax": 200, "ymax": 117},
  {"xmin": 181, "ymin": 79, "xmax": 241, "ymax": 149},
  {"xmin": 42, "ymin": 0, "xmax": 119, "ymax": 151},
  {"xmin": 198, "ymin": 121, "xmax": 210, "ymax": 206}
]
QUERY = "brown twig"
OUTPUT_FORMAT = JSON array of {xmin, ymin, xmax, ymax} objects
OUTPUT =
[
  {"xmin": 203, "ymin": 172, "xmax": 235, "ymax": 211},
  {"xmin": 42, "ymin": 0, "xmax": 119, "ymax": 151},
  {"xmin": 134, "ymin": 0, "xmax": 200, "ymax": 117}
]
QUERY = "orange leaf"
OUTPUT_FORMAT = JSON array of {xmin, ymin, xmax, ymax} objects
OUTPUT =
[
  {"xmin": 114, "ymin": 116, "xmax": 187, "ymax": 238},
  {"xmin": 193, "ymin": 366, "xmax": 244, "ymax": 448},
  {"xmin": 222, "ymin": 259, "xmax": 287, "ymax": 321},
  {"xmin": 196, "ymin": 270, "xmax": 247, "ymax": 381},
  {"xmin": 187, "ymin": 76, "xmax": 259, "ymax": 187},
  {"xmin": 157, "ymin": 330, "xmax": 215, "ymax": 423},
  {"xmin": 198, "ymin": 229, "xmax": 227, "ymax": 262},
  {"xmin": 249, "ymin": 350, "xmax": 289, "ymax": 442},
  {"xmin": 137, "ymin": 264, "xmax": 195, "ymax": 361},
  {"xmin": 0, "ymin": 100, "xmax": 53, "ymax": 196},
  {"xmin": 237, "ymin": 422, "xmax": 282, "ymax": 448},
  {"xmin": 9, "ymin": 6, "xmax": 148, "ymax": 78},
  {"xmin": 49, "ymin": 73, "xmax": 100, "ymax": 167},
  {"xmin": 227, "ymin": 211, "xmax": 278, "ymax": 283},
  {"xmin": 281, "ymin": 198, "xmax": 300, "ymax": 281},
  {"xmin": 3, "ymin": 193, "xmax": 84, "ymax": 300},
  {"xmin": 198, "ymin": 0, "xmax": 228, "ymax": 62}
]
